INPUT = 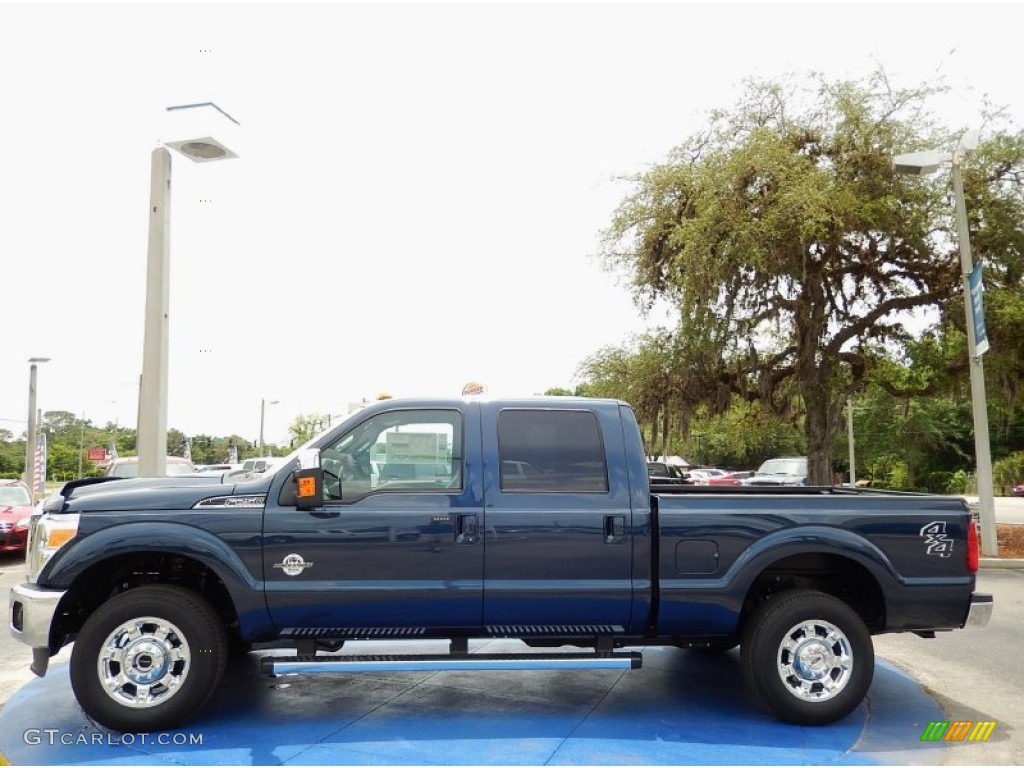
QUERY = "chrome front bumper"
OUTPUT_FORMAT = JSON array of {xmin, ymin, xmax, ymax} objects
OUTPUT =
[
  {"xmin": 9, "ymin": 582, "xmax": 67, "ymax": 676},
  {"xmin": 965, "ymin": 592, "xmax": 993, "ymax": 629}
]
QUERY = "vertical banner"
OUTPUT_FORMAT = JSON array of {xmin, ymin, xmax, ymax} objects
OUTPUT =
[
  {"xmin": 34, "ymin": 432, "xmax": 47, "ymax": 495},
  {"xmin": 109, "ymin": 440, "xmax": 119, "ymax": 462},
  {"xmin": 184, "ymin": 438, "xmax": 192, "ymax": 463},
  {"xmin": 228, "ymin": 445, "xmax": 239, "ymax": 464},
  {"xmin": 969, "ymin": 262, "xmax": 989, "ymax": 356}
]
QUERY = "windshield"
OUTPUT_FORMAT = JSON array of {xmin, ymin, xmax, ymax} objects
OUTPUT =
[
  {"xmin": 0, "ymin": 486, "xmax": 31, "ymax": 506},
  {"xmin": 757, "ymin": 458, "xmax": 807, "ymax": 476}
]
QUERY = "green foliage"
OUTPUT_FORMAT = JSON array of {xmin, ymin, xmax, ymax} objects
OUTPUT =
[
  {"xmin": 688, "ymin": 402, "xmax": 803, "ymax": 469},
  {"xmin": 993, "ymin": 451, "xmax": 1024, "ymax": 495},
  {"xmin": 288, "ymin": 414, "xmax": 332, "ymax": 446},
  {"xmin": 599, "ymin": 70, "xmax": 1024, "ymax": 484},
  {"xmin": 945, "ymin": 469, "xmax": 969, "ymax": 495}
]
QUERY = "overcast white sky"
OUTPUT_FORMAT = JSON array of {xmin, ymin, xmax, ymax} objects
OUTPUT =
[{"xmin": 1, "ymin": 2, "xmax": 1022, "ymax": 448}]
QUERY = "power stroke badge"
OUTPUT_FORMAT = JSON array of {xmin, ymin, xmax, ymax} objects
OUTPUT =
[{"xmin": 273, "ymin": 553, "xmax": 315, "ymax": 576}]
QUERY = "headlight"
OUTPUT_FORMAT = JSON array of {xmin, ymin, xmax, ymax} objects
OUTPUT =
[
  {"xmin": 14, "ymin": 517, "xmax": 30, "ymax": 531},
  {"xmin": 26, "ymin": 513, "xmax": 80, "ymax": 584}
]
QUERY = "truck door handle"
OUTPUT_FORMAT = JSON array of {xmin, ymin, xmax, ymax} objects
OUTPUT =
[
  {"xmin": 454, "ymin": 513, "xmax": 479, "ymax": 545},
  {"xmin": 604, "ymin": 514, "xmax": 625, "ymax": 544}
]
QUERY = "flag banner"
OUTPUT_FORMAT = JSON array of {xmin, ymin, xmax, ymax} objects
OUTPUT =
[
  {"xmin": 184, "ymin": 438, "xmax": 192, "ymax": 463},
  {"xmin": 228, "ymin": 445, "xmax": 239, "ymax": 464},
  {"xmin": 34, "ymin": 432, "xmax": 47, "ymax": 495},
  {"xmin": 109, "ymin": 440, "xmax": 119, "ymax": 462}
]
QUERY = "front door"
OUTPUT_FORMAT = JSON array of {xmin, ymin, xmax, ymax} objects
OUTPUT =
[{"xmin": 262, "ymin": 405, "xmax": 483, "ymax": 633}]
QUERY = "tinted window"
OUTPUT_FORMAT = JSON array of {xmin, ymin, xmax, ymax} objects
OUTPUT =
[{"xmin": 497, "ymin": 409, "xmax": 608, "ymax": 493}]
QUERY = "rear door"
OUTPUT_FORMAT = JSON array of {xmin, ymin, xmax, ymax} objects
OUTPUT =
[{"xmin": 478, "ymin": 402, "xmax": 634, "ymax": 630}]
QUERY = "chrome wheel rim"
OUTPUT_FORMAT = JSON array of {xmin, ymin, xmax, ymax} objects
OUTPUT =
[
  {"xmin": 96, "ymin": 616, "xmax": 191, "ymax": 709},
  {"xmin": 776, "ymin": 619, "xmax": 853, "ymax": 701}
]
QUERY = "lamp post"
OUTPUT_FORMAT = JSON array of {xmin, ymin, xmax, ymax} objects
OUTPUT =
[
  {"xmin": 846, "ymin": 397, "xmax": 856, "ymax": 487},
  {"xmin": 24, "ymin": 357, "xmax": 51, "ymax": 502},
  {"xmin": 894, "ymin": 131, "xmax": 998, "ymax": 556},
  {"xmin": 259, "ymin": 399, "xmax": 279, "ymax": 456},
  {"xmin": 137, "ymin": 102, "xmax": 240, "ymax": 477}
]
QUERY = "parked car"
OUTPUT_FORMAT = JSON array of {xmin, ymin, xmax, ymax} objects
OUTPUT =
[
  {"xmin": 646, "ymin": 461, "xmax": 690, "ymax": 484},
  {"xmin": 686, "ymin": 468, "xmax": 729, "ymax": 485},
  {"xmin": 193, "ymin": 464, "xmax": 242, "ymax": 477},
  {"xmin": 744, "ymin": 457, "xmax": 809, "ymax": 486},
  {"xmin": 707, "ymin": 470, "xmax": 755, "ymax": 486},
  {"xmin": 1013, "ymin": 483, "xmax": 1024, "ymax": 498},
  {"xmin": 225, "ymin": 457, "xmax": 289, "ymax": 479},
  {"xmin": 106, "ymin": 456, "xmax": 196, "ymax": 478},
  {"xmin": 0, "ymin": 479, "xmax": 34, "ymax": 552}
]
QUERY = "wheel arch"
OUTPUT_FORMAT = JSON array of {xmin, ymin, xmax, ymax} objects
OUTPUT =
[
  {"xmin": 725, "ymin": 527, "xmax": 897, "ymax": 635},
  {"xmin": 43, "ymin": 522, "xmax": 273, "ymax": 652},
  {"xmin": 739, "ymin": 551, "xmax": 887, "ymax": 634}
]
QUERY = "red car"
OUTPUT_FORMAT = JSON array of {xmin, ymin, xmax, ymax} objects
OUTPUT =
[
  {"xmin": 0, "ymin": 479, "xmax": 34, "ymax": 552},
  {"xmin": 707, "ymin": 470, "xmax": 755, "ymax": 486}
]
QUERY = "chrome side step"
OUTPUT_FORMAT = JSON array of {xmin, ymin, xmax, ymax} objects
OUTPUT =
[{"xmin": 262, "ymin": 652, "xmax": 642, "ymax": 677}]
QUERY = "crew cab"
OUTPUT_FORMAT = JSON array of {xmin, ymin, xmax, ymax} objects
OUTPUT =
[{"xmin": 10, "ymin": 397, "xmax": 991, "ymax": 732}]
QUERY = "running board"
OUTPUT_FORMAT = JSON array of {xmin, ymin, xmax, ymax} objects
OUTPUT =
[{"xmin": 262, "ymin": 652, "xmax": 642, "ymax": 676}]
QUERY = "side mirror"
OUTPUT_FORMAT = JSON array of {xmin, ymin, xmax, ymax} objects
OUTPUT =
[{"xmin": 294, "ymin": 467, "xmax": 324, "ymax": 511}]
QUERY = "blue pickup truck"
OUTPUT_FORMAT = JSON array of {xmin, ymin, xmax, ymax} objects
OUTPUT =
[{"xmin": 10, "ymin": 397, "xmax": 991, "ymax": 732}]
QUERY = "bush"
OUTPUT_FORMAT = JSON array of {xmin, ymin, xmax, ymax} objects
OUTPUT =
[{"xmin": 945, "ymin": 469, "xmax": 968, "ymax": 495}]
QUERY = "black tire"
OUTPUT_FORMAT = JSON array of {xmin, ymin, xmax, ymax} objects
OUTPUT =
[
  {"xmin": 740, "ymin": 589, "xmax": 873, "ymax": 725},
  {"xmin": 70, "ymin": 585, "xmax": 228, "ymax": 732}
]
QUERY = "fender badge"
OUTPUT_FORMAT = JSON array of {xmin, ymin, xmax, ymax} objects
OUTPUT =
[
  {"xmin": 273, "ymin": 553, "xmax": 314, "ymax": 576},
  {"xmin": 920, "ymin": 521, "xmax": 954, "ymax": 558}
]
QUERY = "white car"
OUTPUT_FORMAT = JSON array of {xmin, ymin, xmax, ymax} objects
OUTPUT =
[
  {"xmin": 686, "ymin": 468, "xmax": 729, "ymax": 485},
  {"xmin": 106, "ymin": 456, "xmax": 196, "ymax": 478}
]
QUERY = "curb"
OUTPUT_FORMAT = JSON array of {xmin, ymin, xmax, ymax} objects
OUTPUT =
[{"xmin": 980, "ymin": 557, "xmax": 1024, "ymax": 569}]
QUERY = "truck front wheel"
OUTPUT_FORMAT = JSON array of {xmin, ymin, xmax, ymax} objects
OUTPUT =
[
  {"xmin": 740, "ymin": 589, "xmax": 873, "ymax": 725},
  {"xmin": 70, "ymin": 585, "xmax": 227, "ymax": 732}
]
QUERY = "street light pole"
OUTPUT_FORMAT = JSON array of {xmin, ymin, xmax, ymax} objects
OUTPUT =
[
  {"xmin": 893, "ymin": 133, "xmax": 997, "ymax": 556},
  {"xmin": 135, "ymin": 102, "xmax": 240, "ymax": 477},
  {"xmin": 846, "ymin": 397, "xmax": 856, "ymax": 487},
  {"xmin": 951, "ymin": 151, "xmax": 998, "ymax": 557},
  {"xmin": 259, "ymin": 399, "xmax": 279, "ymax": 456},
  {"xmin": 137, "ymin": 148, "xmax": 172, "ymax": 478},
  {"xmin": 24, "ymin": 357, "xmax": 50, "ymax": 503}
]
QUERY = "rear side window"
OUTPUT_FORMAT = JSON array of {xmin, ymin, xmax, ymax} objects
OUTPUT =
[{"xmin": 497, "ymin": 410, "xmax": 608, "ymax": 493}]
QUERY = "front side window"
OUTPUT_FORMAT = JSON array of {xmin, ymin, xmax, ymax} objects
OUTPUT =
[
  {"xmin": 497, "ymin": 409, "xmax": 608, "ymax": 493},
  {"xmin": 320, "ymin": 409, "xmax": 462, "ymax": 502}
]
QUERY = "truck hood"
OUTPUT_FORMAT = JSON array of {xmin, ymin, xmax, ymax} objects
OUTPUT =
[{"xmin": 50, "ymin": 474, "xmax": 274, "ymax": 513}]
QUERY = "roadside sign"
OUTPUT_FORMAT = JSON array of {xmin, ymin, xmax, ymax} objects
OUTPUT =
[{"xmin": 969, "ymin": 262, "xmax": 989, "ymax": 355}]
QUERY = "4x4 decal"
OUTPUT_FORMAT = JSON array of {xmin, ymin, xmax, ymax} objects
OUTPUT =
[{"xmin": 920, "ymin": 521, "xmax": 954, "ymax": 557}]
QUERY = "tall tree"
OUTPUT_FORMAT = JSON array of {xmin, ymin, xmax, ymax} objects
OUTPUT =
[{"xmin": 601, "ymin": 72, "xmax": 1024, "ymax": 484}]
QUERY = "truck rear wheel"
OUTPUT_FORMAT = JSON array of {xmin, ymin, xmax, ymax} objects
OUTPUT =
[
  {"xmin": 740, "ymin": 589, "xmax": 873, "ymax": 725},
  {"xmin": 70, "ymin": 585, "xmax": 227, "ymax": 732}
]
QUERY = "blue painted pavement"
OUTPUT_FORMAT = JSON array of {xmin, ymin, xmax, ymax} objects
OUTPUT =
[{"xmin": 0, "ymin": 639, "xmax": 951, "ymax": 765}]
